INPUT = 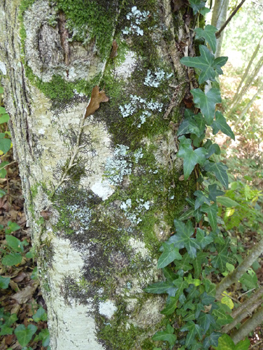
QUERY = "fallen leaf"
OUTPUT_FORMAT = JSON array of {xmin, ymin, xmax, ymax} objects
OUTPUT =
[
  {"xmin": 110, "ymin": 40, "xmax": 118, "ymax": 58},
  {"xmin": 11, "ymin": 280, "xmax": 39, "ymax": 304},
  {"xmin": 85, "ymin": 86, "xmax": 109, "ymax": 118}
]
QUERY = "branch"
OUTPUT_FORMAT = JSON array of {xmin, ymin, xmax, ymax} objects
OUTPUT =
[
  {"xmin": 216, "ymin": 238, "xmax": 263, "ymax": 299},
  {"xmin": 231, "ymin": 305, "xmax": 263, "ymax": 344},
  {"xmin": 222, "ymin": 286, "xmax": 263, "ymax": 333},
  {"xmin": 216, "ymin": 0, "xmax": 247, "ymax": 38}
]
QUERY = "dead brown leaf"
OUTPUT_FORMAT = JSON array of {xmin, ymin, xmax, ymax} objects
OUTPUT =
[
  {"xmin": 85, "ymin": 86, "xmax": 109, "ymax": 118},
  {"xmin": 11, "ymin": 280, "xmax": 39, "ymax": 304},
  {"xmin": 110, "ymin": 40, "xmax": 118, "ymax": 58}
]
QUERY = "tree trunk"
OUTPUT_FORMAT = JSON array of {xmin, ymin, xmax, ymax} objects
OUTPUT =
[
  {"xmin": 0, "ymin": 1, "xmax": 194, "ymax": 349},
  {"xmin": 211, "ymin": 0, "xmax": 229, "ymax": 57}
]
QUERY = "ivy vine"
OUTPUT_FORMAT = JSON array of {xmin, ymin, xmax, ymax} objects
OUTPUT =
[{"xmin": 145, "ymin": 2, "xmax": 251, "ymax": 350}]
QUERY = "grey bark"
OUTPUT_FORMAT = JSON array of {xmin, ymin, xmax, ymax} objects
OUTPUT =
[
  {"xmin": 0, "ymin": 0, "xmax": 191, "ymax": 349},
  {"xmin": 211, "ymin": 0, "xmax": 230, "ymax": 57}
]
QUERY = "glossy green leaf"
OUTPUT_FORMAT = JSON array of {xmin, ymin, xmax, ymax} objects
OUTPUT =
[
  {"xmin": 158, "ymin": 243, "xmax": 182, "ymax": 269},
  {"xmin": 203, "ymin": 332, "xmax": 221, "ymax": 348},
  {"xmin": 152, "ymin": 324, "xmax": 177, "ymax": 349},
  {"xmin": 0, "ymin": 107, "xmax": 6, "ymax": 114},
  {"xmin": 204, "ymin": 161, "xmax": 228, "ymax": 188},
  {"xmin": 215, "ymin": 334, "xmax": 235, "ymax": 349},
  {"xmin": 206, "ymin": 143, "xmax": 221, "ymax": 158},
  {"xmin": 181, "ymin": 321, "xmax": 202, "ymax": 346},
  {"xmin": 5, "ymin": 221, "xmax": 20, "ymax": 234},
  {"xmin": 161, "ymin": 296, "xmax": 179, "ymax": 315},
  {"xmin": 189, "ymin": 0, "xmax": 206, "ymax": 14},
  {"xmin": 191, "ymin": 88, "xmax": 221, "ymax": 124},
  {"xmin": 178, "ymin": 136, "xmax": 207, "ymax": 180},
  {"xmin": 194, "ymin": 190, "xmax": 211, "ymax": 209},
  {"xmin": 0, "ymin": 275, "xmax": 10, "ymax": 289},
  {"xmin": 235, "ymin": 338, "xmax": 250, "ymax": 350},
  {"xmin": 0, "ymin": 114, "xmax": 10, "ymax": 124},
  {"xmin": 212, "ymin": 111, "xmax": 235, "ymax": 140},
  {"xmin": 0, "ymin": 137, "xmax": 11, "ymax": 154},
  {"xmin": 211, "ymin": 242, "xmax": 235, "ymax": 272},
  {"xmin": 6, "ymin": 235, "xmax": 24, "ymax": 252},
  {"xmin": 38, "ymin": 328, "xmax": 50, "ymax": 347},
  {"xmin": 239, "ymin": 269, "xmax": 258, "ymax": 289},
  {"xmin": 195, "ymin": 25, "xmax": 217, "ymax": 53},
  {"xmin": 0, "ymin": 189, "xmax": 6, "ymax": 197},
  {"xmin": 216, "ymin": 196, "xmax": 239, "ymax": 207},
  {"xmin": 201, "ymin": 203, "xmax": 218, "ymax": 232},
  {"xmin": 181, "ymin": 46, "xmax": 227, "ymax": 84},
  {"xmin": 144, "ymin": 281, "xmax": 177, "ymax": 296},
  {"xmin": 174, "ymin": 254, "xmax": 193, "ymax": 272},
  {"xmin": 33, "ymin": 306, "xmax": 47, "ymax": 322},
  {"xmin": 208, "ymin": 184, "xmax": 224, "ymax": 202},
  {"xmin": 169, "ymin": 220, "xmax": 200, "ymax": 258},
  {"xmin": 184, "ymin": 274, "xmax": 201, "ymax": 286},
  {"xmin": 15, "ymin": 324, "xmax": 37, "ymax": 347},
  {"xmin": 196, "ymin": 229, "xmax": 214, "ymax": 249},
  {"xmin": 197, "ymin": 313, "xmax": 216, "ymax": 333},
  {"xmin": 2, "ymin": 253, "xmax": 22, "ymax": 266},
  {"xmin": 0, "ymin": 325, "xmax": 13, "ymax": 336},
  {"xmin": 178, "ymin": 112, "xmax": 206, "ymax": 138},
  {"xmin": 163, "ymin": 267, "xmax": 177, "ymax": 283}
]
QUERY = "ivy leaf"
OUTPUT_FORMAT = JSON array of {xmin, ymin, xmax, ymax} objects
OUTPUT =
[
  {"xmin": 163, "ymin": 267, "xmax": 177, "ymax": 283},
  {"xmin": 5, "ymin": 235, "xmax": 24, "ymax": 253},
  {"xmin": 213, "ymin": 308, "xmax": 233, "ymax": 327},
  {"xmin": 181, "ymin": 321, "xmax": 202, "ymax": 346},
  {"xmin": 144, "ymin": 281, "xmax": 177, "ymax": 296},
  {"xmin": 178, "ymin": 136, "xmax": 207, "ymax": 180},
  {"xmin": 2, "ymin": 253, "xmax": 22, "ymax": 266},
  {"xmin": 38, "ymin": 328, "xmax": 50, "ymax": 347},
  {"xmin": 33, "ymin": 307, "xmax": 47, "ymax": 322},
  {"xmin": 198, "ymin": 313, "xmax": 216, "ymax": 334},
  {"xmin": 0, "ymin": 114, "xmax": 10, "ymax": 124},
  {"xmin": 191, "ymin": 88, "xmax": 221, "ymax": 124},
  {"xmin": 201, "ymin": 292, "xmax": 215, "ymax": 305},
  {"xmin": 235, "ymin": 337, "xmax": 251, "ymax": 350},
  {"xmin": 158, "ymin": 243, "xmax": 182, "ymax": 269},
  {"xmin": 195, "ymin": 25, "xmax": 218, "ymax": 53},
  {"xmin": 169, "ymin": 220, "xmax": 200, "ymax": 258},
  {"xmin": 0, "ymin": 134, "xmax": 11, "ymax": 154},
  {"xmin": 201, "ymin": 203, "xmax": 218, "ymax": 232},
  {"xmin": 0, "ymin": 276, "xmax": 10, "ymax": 289},
  {"xmin": 178, "ymin": 112, "xmax": 206, "ymax": 138},
  {"xmin": 239, "ymin": 269, "xmax": 258, "ymax": 289},
  {"xmin": 189, "ymin": 0, "xmax": 206, "ymax": 15},
  {"xmin": 181, "ymin": 46, "xmax": 227, "ymax": 84},
  {"xmin": 203, "ymin": 332, "xmax": 221, "ymax": 348},
  {"xmin": 204, "ymin": 161, "xmax": 228, "ymax": 188},
  {"xmin": 152, "ymin": 324, "xmax": 177, "ymax": 349},
  {"xmin": 196, "ymin": 229, "xmax": 214, "ymax": 249},
  {"xmin": 211, "ymin": 241, "xmax": 235, "ymax": 272},
  {"xmin": 193, "ymin": 251, "xmax": 207, "ymax": 278},
  {"xmin": 194, "ymin": 190, "xmax": 211, "ymax": 209},
  {"xmin": 216, "ymin": 196, "xmax": 239, "ymax": 207},
  {"xmin": 174, "ymin": 254, "xmax": 193, "ymax": 272},
  {"xmin": 14, "ymin": 324, "xmax": 37, "ymax": 347},
  {"xmin": 212, "ymin": 111, "xmax": 235, "ymax": 140},
  {"xmin": 184, "ymin": 274, "xmax": 201, "ymax": 287},
  {"xmin": 206, "ymin": 142, "xmax": 221, "ymax": 158},
  {"xmin": 208, "ymin": 184, "xmax": 224, "ymax": 202}
]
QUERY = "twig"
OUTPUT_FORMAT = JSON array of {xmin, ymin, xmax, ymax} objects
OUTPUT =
[{"xmin": 216, "ymin": 0, "xmax": 247, "ymax": 38}]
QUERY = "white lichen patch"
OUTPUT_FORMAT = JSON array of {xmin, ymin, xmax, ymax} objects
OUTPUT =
[
  {"xmin": 99, "ymin": 300, "xmax": 117, "ymax": 319},
  {"xmin": 122, "ymin": 6, "xmax": 150, "ymax": 36},
  {"xmin": 47, "ymin": 236, "xmax": 104, "ymax": 350},
  {"xmin": 119, "ymin": 94, "xmax": 163, "ymax": 128},
  {"xmin": 91, "ymin": 180, "xmax": 114, "ymax": 200},
  {"xmin": 114, "ymin": 51, "xmax": 137, "ymax": 80},
  {"xmin": 128, "ymin": 237, "xmax": 150, "ymax": 259},
  {"xmin": 144, "ymin": 68, "xmax": 173, "ymax": 88},
  {"xmin": 120, "ymin": 198, "xmax": 151, "ymax": 225},
  {"xmin": 0, "ymin": 61, "xmax": 6, "ymax": 75},
  {"xmin": 104, "ymin": 144, "xmax": 132, "ymax": 185}
]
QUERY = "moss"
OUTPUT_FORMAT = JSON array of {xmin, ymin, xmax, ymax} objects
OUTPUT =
[{"xmin": 53, "ymin": 0, "xmax": 117, "ymax": 58}]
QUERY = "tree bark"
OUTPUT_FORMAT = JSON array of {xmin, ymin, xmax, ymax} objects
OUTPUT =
[
  {"xmin": 211, "ymin": 0, "xmax": 230, "ymax": 57},
  {"xmin": 0, "ymin": 1, "xmax": 194, "ymax": 349}
]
